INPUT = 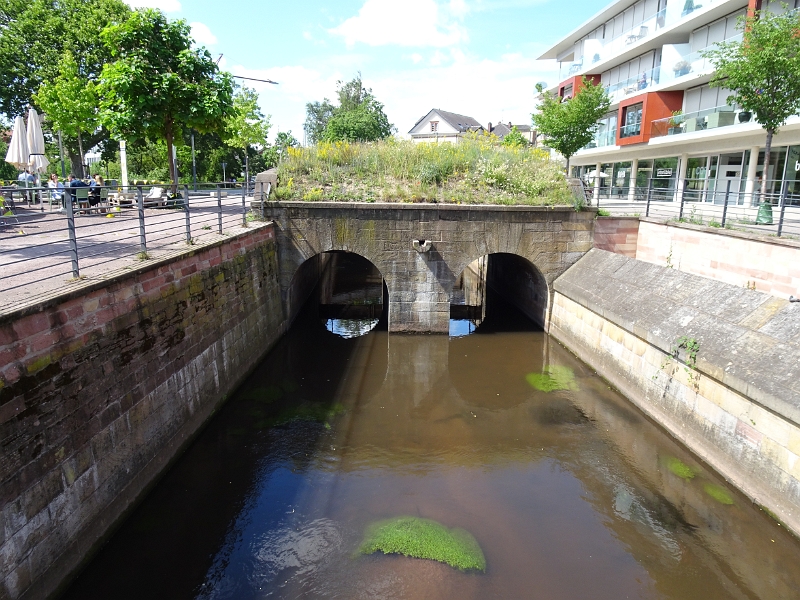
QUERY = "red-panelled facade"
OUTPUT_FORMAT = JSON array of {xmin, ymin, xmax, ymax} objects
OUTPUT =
[
  {"xmin": 557, "ymin": 74, "xmax": 601, "ymax": 99},
  {"xmin": 616, "ymin": 91, "xmax": 684, "ymax": 146}
]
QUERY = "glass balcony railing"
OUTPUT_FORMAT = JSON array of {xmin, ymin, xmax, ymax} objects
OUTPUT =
[
  {"xmin": 650, "ymin": 104, "xmax": 746, "ymax": 138},
  {"xmin": 619, "ymin": 121, "xmax": 642, "ymax": 138},
  {"xmin": 584, "ymin": 128, "xmax": 618, "ymax": 149},
  {"xmin": 604, "ymin": 66, "xmax": 660, "ymax": 104}
]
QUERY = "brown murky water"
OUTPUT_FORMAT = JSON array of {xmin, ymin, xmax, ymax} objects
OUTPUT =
[{"xmin": 60, "ymin": 297, "xmax": 800, "ymax": 600}]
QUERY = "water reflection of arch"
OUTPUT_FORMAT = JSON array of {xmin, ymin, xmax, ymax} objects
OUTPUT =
[{"xmin": 450, "ymin": 252, "xmax": 550, "ymax": 329}]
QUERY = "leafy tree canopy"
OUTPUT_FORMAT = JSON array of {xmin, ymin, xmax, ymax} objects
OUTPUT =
[
  {"xmin": 33, "ymin": 50, "xmax": 98, "ymax": 140},
  {"xmin": 532, "ymin": 78, "xmax": 610, "ymax": 172},
  {"xmin": 304, "ymin": 74, "xmax": 395, "ymax": 144},
  {"xmin": 225, "ymin": 86, "xmax": 271, "ymax": 152},
  {"xmin": 703, "ymin": 6, "xmax": 800, "ymax": 195},
  {"xmin": 304, "ymin": 99, "xmax": 335, "ymax": 145},
  {"xmin": 0, "ymin": 0, "xmax": 130, "ymax": 117},
  {"xmin": 501, "ymin": 126, "xmax": 529, "ymax": 148},
  {"xmin": 98, "ymin": 8, "xmax": 234, "ymax": 188}
]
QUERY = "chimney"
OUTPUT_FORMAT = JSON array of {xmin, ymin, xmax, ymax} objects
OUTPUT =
[
  {"xmin": 487, "ymin": 122, "xmax": 492, "ymax": 133},
  {"xmin": 508, "ymin": 121, "xmax": 512, "ymax": 128}
]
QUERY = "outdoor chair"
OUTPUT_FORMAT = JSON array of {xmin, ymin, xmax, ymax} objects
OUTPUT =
[
  {"xmin": 0, "ymin": 194, "xmax": 19, "ymax": 230},
  {"xmin": 75, "ymin": 187, "xmax": 90, "ymax": 213},
  {"xmin": 99, "ymin": 187, "xmax": 109, "ymax": 209}
]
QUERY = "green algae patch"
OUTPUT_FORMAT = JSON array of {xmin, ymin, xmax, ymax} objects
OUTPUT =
[
  {"xmin": 704, "ymin": 484, "xmax": 734, "ymax": 505},
  {"xmin": 526, "ymin": 366, "xmax": 578, "ymax": 392},
  {"xmin": 254, "ymin": 402, "xmax": 346, "ymax": 429},
  {"xmin": 359, "ymin": 517, "xmax": 486, "ymax": 572},
  {"xmin": 666, "ymin": 457, "xmax": 696, "ymax": 480}
]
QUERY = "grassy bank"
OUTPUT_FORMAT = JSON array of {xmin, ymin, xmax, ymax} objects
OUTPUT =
[{"xmin": 273, "ymin": 136, "xmax": 575, "ymax": 206}]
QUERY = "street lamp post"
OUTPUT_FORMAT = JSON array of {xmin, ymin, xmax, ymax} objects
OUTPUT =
[{"xmin": 221, "ymin": 161, "xmax": 227, "ymax": 184}]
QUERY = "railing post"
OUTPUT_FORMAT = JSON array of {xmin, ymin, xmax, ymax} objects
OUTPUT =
[
  {"xmin": 216, "ymin": 183, "xmax": 223, "ymax": 234},
  {"xmin": 262, "ymin": 182, "xmax": 270, "ymax": 219},
  {"xmin": 65, "ymin": 190, "xmax": 79, "ymax": 278},
  {"xmin": 777, "ymin": 179, "xmax": 789, "ymax": 237},
  {"xmin": 645, "ymin": 178, "xmax": 653, "ymax": 217},
  {"xmin": 136, "ymin": 186, "xmax": 147, "ymax": 256},
  {"xmin": 721, "ymin": 179, "xmax": 732, "ymax": 229},
  {"xmin": 183, "ymin": 184, "xmax": 191, "ymax": 244},
  {"xmin": 241, "ymin": 180, "xmax": 248, "ymax": 227},
  {"xmin": 678, "ymin": 179, "xmax": 687, "ymax": 220}
]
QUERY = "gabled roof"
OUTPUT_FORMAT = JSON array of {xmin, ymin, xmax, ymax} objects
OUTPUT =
[
  {"xmin": 490, "ymin": 123, "xmax": 533, "ymax": 139},
  {"xmin": 409, "ymin": 108, "xmax": 483, "ymax": 134}
]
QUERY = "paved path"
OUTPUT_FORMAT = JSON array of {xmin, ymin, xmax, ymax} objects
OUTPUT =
[{"xmin": 0, "ymin": 193, "xmax": 260, "ymax": 315}]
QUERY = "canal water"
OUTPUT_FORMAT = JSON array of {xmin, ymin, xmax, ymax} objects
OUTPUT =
[{"xmin": 60, "ymin": 295, "xmax": 800, "ymax": 600}]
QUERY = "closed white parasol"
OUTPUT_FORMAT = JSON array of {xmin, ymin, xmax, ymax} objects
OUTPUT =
[
  {"xmin": 5, "ymin": 115, "xmax": 29, "ymax": 170},
  {"xmin": 26, "ymin": 108, "xmax": 49, "ymax": 173}
]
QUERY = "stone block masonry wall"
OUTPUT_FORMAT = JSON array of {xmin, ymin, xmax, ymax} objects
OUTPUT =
[
  {"xmin": 260, "ymin": 202, "xmax": 596, "ymax": 333},
  {"xmin": 593, "ymin": 216, "xmax": 640, "ymax": 257},
  {"xmin": 0, "ymin": 224, "xmax": 285, "ymax": 600},
  {"xmin": 551, "ymin": 249, "xmax": 800, "ymax": 537},
  {"xmin": 634, "ymin": 219, "xmax": 800, "ymax": 299},
  {"xmin": 595, "ymin": 217, "xmax": 800, "ymax": 299}
]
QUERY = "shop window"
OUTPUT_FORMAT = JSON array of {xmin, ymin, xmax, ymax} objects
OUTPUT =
[{"xmin": 620, "ymin": 102, "xmax": 643, "ymax": 138}]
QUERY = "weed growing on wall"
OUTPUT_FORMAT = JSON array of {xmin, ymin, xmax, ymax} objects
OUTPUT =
[
  {"xmin": 359, "ymin": 517, "xmax": 486, "ymax": 572},
  {"xmin": 273, "ymin": 136, "xmax": 572, "ymax": 205}
]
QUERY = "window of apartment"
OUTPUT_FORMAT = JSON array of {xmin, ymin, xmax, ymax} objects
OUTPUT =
[
  {"xmin": 620, "ymin": 102, "xmax": 643, "ymax": 138},
  {"xmin": 561, "ymin": 83, "xmax": 574, "ymax": 99},
  {"xmin": 430, "ymin": 121, "xmax": 439, "ymax": 132}
]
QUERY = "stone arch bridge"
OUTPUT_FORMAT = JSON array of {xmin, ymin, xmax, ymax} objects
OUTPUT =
[{"xmin": 258, "ymin": 201, "xmax": 595, "ymax": 333}]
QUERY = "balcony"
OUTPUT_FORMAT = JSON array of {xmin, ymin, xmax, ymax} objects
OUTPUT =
[
  {"xmin": 563, "ymin": 0, "xmax": 726, "ymax": 79},
  {"xmin": 650, "ymin": 104, "xmax": 748, "ymax": 139},
  {"xmin": 660, "ymin": 33, "xmax": 742, "ymax": 87},
  {"xmin": 584, "ymin": 128, "xmax": 618, "ymax": 150},
  {"xmin": 604, "ymin": 66, "xmax": 660, "ymax": 105}
]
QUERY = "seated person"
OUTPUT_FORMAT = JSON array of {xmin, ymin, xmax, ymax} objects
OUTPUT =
[
  {"xmin": 89, "ymin": 174, "xmax": 104, "ymax": 207},
  {"xmin": 67, "ymin": 174, "xmax": 90, "ymax": 207},
  {"xmin": 47, "ymin": 173, "xmax": 65, "ymax": 209}
]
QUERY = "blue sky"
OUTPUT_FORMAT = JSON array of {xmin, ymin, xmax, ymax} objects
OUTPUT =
[{"xmin": 127, "ymin": 0, "xmax": 609, "ymax": 143}]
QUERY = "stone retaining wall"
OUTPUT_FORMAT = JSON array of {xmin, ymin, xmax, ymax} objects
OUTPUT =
[
  {"xmin": 594, "ymin": 217, "xmax": 800, "ymax": 299},
  {"xmin": 0, "ymin": 224, "xmax": 285, "ymax": 600},
  {"xmin": 551, "ymin": 248, "xmax": 800, "ymax": 537}
]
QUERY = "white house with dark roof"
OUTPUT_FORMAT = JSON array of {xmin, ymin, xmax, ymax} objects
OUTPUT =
[
  {"xmin": 487, "ymin": 122, "xmax": 538, "ymax": 145},
  {"xmin": 408, "ymin": 109, "xmax": 484, "ymax": 143}
]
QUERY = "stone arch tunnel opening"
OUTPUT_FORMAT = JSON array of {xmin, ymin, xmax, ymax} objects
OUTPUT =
[
  {"xmin": 291, "ymin": 251, "xmax": 388, "ymax": 338},
  {"xmin": 450, "ymin": 253, "xmax": 547, "ymax": 335}
]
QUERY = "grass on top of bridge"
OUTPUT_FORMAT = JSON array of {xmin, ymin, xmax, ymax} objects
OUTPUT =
[{"xmin": 274, "ymin": 135, "xmax": 577, "ymax": 206}]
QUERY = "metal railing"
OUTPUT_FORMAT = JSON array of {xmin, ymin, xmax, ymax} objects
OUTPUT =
[
  {"xmin": 0, "ymin": 182, "xmax": 260, "ymax": 314},
  {"xmin": 591, "ymin": 178, "xmax": 800, "ymax": 239}
]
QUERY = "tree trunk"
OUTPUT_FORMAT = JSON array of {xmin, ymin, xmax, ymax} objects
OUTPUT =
[
  {"xmin": 165, "ymin": 118, "xmax": 177, "ymax": 194},
  {"xmin": 565, "ymin": 156, "xmax": 571, "ymax": 175},
  {"xmin": 77, "ymin": 131, "xmax": 84, "ymax": 179},
  {"xmin": 761, "ymin": 129, "xmax": 773, "ymax": 201}
]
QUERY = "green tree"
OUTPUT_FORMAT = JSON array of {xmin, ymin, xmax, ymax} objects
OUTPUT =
[
  {"xmin": 323, "ymin": 75, "xmax": 394, "ymax": 142},
  {"xmin": 532, "ymin": 77, "xmax": 610, "ymax": 173},
  {"xmin": 225, "ymin": 86, "xmax": 271, "ymax": 183},
  {"xmin": 304, "ymin": 99, "xmax": 335, "ymax": 145},
  {"xmin": 304, "ymin": 75, "xmax": 395, "ymax": 144},
  {"xmin": 33, "ymin": 50, "xmax": 98, "ymax": 177},
  {"xmin": 703, "ymin": 6, "xmax": 800, "ymax": 197},
  {"xmin": 501, "ymin": 126, "xmax": 529, "ymax": 148},
  {"xmin": 98, "ymin": 9, "xmax": 234, "ymax": 190},
  {"xmin": 0, "ymin": 0, "xmax": 130, "ymax": 174}
]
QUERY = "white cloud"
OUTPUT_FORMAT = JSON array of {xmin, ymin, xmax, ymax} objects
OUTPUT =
[
  {"xmin": 190, "ymin": 22, "xmax": 217, "ymax": 46},
  {"xmin": 411, "ymin": 53, "xmax": 423, "ymax": 64},
  {"xmin": 330, "ymin": 0, "xmax": 467, "ymax": 47},
  {"xmin": 125, "ymin": 0, "xmax": 181, "ymax": 12}
]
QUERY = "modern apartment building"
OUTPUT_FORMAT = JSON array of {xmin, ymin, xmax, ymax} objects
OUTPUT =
[{"xmin": 538, "ymin": 0, "xmax": 800, "ymax": 203}]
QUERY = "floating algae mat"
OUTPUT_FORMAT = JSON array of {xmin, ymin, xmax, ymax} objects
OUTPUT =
[
  {"xmin": 526, "ymin": 365, "xmax": 578, "ymax": 392},
  {"xmin": 359, "ymin": 517, "xmax": 486, "ymax": 572}
]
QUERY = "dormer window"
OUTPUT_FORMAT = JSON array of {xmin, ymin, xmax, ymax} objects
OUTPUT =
[{"xmin": 430, "ymin": 121, "xmax": 439, "ymax": 132}]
